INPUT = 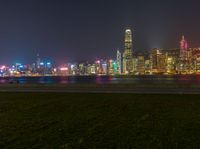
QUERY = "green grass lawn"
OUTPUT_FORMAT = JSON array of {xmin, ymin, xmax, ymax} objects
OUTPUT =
[{"xmin": 1, "ymin": 93, "xmax": 200, "ymax": 149}]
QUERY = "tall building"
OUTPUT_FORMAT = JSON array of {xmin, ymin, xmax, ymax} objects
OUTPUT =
[
  {"xmin": 150, "ymin": 48, "xmax": 166, "ymax": 74},
  {"xmin": 136, "ymin": 55, "xmax": 145, "ymax": 75},
  {"xmin": 95, "ymin": 60, "xmax": 101, "ymax": 74},
  {"xmin": 180, "ymin": 35, "xmax": 188, "ymax": 60},
  {"xmin": 162, "ymin": 49, "xmax": 180, "ymax": 73},
  {"xmin": 101, "ymin": 62, "xmax": 107, "ymax": 75},
  {"xmin": 166, "ymin": 57, "xmax": 176, "ymax": 74},
  {"xmin": 144, "ymin": 59, "xmax": 151, "ymax": 74},
  {"xmin": 123, "ymin": 29, "xmax": 133, "ymax": 74},
  {"xmin": 116, "ymin": 49, "xmax": 122, "ymax": 74},
  {"xmin": 178, "ymin": 36, "xmax": 190, "ymax": 73},
  {"xmin": 108, "ymin": 60, "xmax": 114, "ymax": 75},
  {"xmin": 192, "ymin": 48, "xmax": 200, "ymax": 73},
  {"xmin": 36, "ymin": 53, "xmax": 41, "ymax": 69}
]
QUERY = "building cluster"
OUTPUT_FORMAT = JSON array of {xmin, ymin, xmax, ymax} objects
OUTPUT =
[
  {"xmin": 1, "ymin": 28, "xmax": 200, "ymax": 76},
  {"xmin": 119, "ymin": 31, "xmax": 200, "ymax": 75}
]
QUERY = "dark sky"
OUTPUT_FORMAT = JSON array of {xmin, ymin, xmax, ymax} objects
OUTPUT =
[{"xmin": 0, "ymin": 0, "xmax": 200, "ymax": 64}]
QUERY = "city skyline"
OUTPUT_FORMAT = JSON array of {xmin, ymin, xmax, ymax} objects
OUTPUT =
[
  {"xmin": 0, "ymin": 28, "xmax": 196, "ymax": 65},
  {"xmin": 0, "ymin": 28, "xmax": 192, "ymax": 65},
  {"xmin": 1, "ymin": 29, "xmax": 200, "ymax": 76},
  {"xmin": 0, "ymin": 0, "xmax": 200, "ymax": 64}
]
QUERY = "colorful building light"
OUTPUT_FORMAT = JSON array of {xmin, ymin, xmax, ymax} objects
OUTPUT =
[
  {"xmin": 0, "ymin": 65, "xmax": 6, "ymax": 69},
  {"xmin": 96, "ymin": 60, "xmax": 100, "ymax": 64},
  {"xmin": 19, "ymin": 65, "xmax": 24, "ymax": 68},
  {"xmin": 60, "ymin": 67, "xmax": 68, "ymax": 71}
]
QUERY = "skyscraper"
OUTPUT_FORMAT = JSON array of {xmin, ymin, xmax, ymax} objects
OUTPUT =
[
  {"xmin": 116, "ymin": 49, "xmax": 122, "ymax": 74},
  {"xmin": 123, "ymin": 29, "xmax": 133, "ymax": 74},
  {"xmin": 150, "ymin": 48, "xmax": 166, "ymax": 74},
  {"xmin": 36, "ymin": 53, "xmax": 41, "ymax": 69},
  {"xmin": 178, "ymin": 35, "xmax": 189, "ymax": 73},
  {"xmin": 180, "ymin": 35, "xmax": 188, "ymax": 60},
  {"xmin": 136, "ymin": 55, "xmax": 145, "ymax": 75}
]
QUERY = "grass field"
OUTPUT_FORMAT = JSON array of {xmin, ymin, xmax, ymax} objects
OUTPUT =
[{"xmin": 1, "ymin": 93, "xmax": 200, "ymax": 148}]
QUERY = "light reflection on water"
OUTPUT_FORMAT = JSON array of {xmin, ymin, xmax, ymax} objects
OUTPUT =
[{"xmin": 0, "ymin": 75, "xmax": 200, "ymax": 86}]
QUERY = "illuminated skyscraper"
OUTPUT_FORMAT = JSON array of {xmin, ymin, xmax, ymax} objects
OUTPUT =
[
  {"xmin": 108, "ymin": 60, "xmax": 114, "ymax": 75},
  {"xmin": 178, "ymin": 35, "xmax": 189, "ymax": 73},
  {"xmin": 123, "ymin": 29, "xmax": 133, "ymax": 74},
  {"xmin": 180, "ymin": 35, "xmax": 188, "ymax": 60},
  {"xmin": 36, "ymin": 53, "xmax": 41, "ymax": 69},
  {"xmin": 150, "ymin": 48, "xmax": 166, "ymax": 74},
  {"xmin": 136, "ymin": 55, "xmax": 145, "ymax": 75},
  {"xmin": 116, "ymin": 49, "xmax": 122, "ymax": 74}
]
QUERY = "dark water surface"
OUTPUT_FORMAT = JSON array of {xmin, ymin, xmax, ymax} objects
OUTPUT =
[{"xmin": 1, "ymin": 75, "xmax": 200, "ymax": 86}]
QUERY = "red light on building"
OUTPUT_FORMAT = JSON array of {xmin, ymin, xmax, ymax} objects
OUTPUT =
[{"xmin": 180, "ymin": 35, "xmax": 188, "ymax": 50}]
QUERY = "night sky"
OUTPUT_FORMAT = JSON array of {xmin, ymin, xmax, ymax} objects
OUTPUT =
[{"xmin": 0, "ymin": 0, "xmax": 200, "ymax": 65}]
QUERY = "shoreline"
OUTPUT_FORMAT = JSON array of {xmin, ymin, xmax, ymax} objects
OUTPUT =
[{"xmin": 0, "ymin": 83, "xmax": 200, "ymax": 94}]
